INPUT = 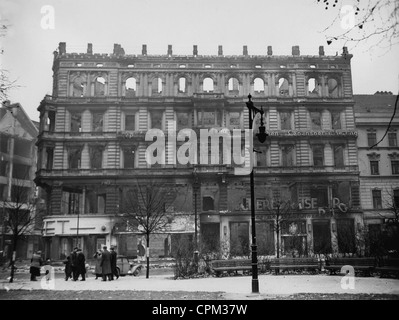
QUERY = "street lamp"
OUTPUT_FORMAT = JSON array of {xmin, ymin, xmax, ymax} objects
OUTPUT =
[{"xmin": 246, "ymin": 94, "xmax": 267, "ymax": 294}]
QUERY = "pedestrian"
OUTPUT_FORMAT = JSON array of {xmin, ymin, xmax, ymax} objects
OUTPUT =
[
  {"xmin": 110, "ymin": 246, "xmax": 119, "ymax": 280},
  {"xmin": 63, "ymin": 254, "xmax": 72, "ymax": 281},
  {"xmin": 30, "ymin": 250, "xmax": 43, "ymax": 281},
  {"xmin": 100, "ymin": 246, "xmax": 112, "ymax": 281},
  {"xmin": 76, "ymin": 248, "xmax": 86, "ymax": 281},
  {"xmin": 93, "ymin": 250, "xmax": 102, "ymax": 280},
  {"xmin": 70, "ymin": 247, "xmax": 78, "ymax": 281}
]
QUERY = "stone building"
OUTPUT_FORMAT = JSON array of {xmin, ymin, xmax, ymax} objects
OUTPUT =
[
  {"xmin": 35, "ymin": 42, "xmax": 362, "ymax": 260},
  {"xmin": 354, "ymin": 92, "xmax": 399, "ymax": 254},
  {"xmin": 0, "ymin": 101, "xmax": 42, "ymax": 260}
]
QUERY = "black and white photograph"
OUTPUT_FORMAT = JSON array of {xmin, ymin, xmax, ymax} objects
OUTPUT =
[{"xmin": 0, "ymin": 0, "xmax": 398, "ymax": 312}]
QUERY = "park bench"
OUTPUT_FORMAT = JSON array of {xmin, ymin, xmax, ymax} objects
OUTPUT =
[
  {"xmin": 211, "ymin": 259, "xmax": 253, "ymax": 277},
  {"xmin": 269, "ymin": 257, "xmax": 320, "ymax": 274},
  {"xmin": 325, "ymin": 257, "xmax": 376, "ymax": 276},
  {"xmin": 375, "ymin": 258, "xmax": 399, "ymax": 278}
]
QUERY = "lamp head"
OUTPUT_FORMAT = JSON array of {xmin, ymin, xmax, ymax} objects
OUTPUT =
[{"xmin": 256, "ymin": 125, "xmax": 267, "ymax": 143}]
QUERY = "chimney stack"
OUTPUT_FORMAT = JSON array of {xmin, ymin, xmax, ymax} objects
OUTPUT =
[
  {"xmin": 167, "ymin": 45, "xmax": 172, "ymax": 56},
  {"xmin": 267, "ymin": 46, "xmax": 273, "ymax": 56},
  {"xmin": 59, "ymin": 42, "xmax": 66, "ymax": 55},
  {"xmin": 243, "ymin": 45, "xmax": 248, "ymax": 56},
  {"xmin": 292, "ymin": 45, "xmax": 300, "ymax": 56},
  {"xmin": 319, "ymin": 46, "xmax": 325, "ymax": 56},
  {"xmin": 87, "ymin": 43, "xmax": 93, "ymax": 54},
  {"xmin": 193, "ymin": 45, "xmax": 198, "ymax": 56},
  {"xmin": 218, "ymin": 45, "xmax": 223, "ymax": 56},
  {"xmin": 142, "ymin": 44, "xmax": 147, "ymax": 55}
]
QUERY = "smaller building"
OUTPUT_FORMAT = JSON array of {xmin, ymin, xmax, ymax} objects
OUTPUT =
[
  {"xmin": 0, "ymin": 101, "xmax": 42, "ymax": 261},
  {"xmin": 354, "ymin": 92, "xmax": 399, "ymax": 255}
]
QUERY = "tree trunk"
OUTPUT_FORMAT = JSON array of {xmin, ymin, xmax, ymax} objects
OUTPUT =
[
  {"xmin": 146, "ymin": 233, "xmax": 150, "ymax": 279},
  {"xmin": 276, "ymin": 229, "xmax": 280, "ymax": 258},
  {"xmin": 9, "ymin": 234, "xmax": 18, "ymax": 283}
]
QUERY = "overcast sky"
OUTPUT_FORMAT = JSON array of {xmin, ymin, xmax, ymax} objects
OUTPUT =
[{"xmin": 1, "ymin": 0, "xmax": 398, "ymax": 121}]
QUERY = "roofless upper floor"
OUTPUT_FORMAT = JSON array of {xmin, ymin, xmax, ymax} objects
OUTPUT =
[{"xmin": 51, "ymin": 43, "xmax": 354, "ymax": 100}]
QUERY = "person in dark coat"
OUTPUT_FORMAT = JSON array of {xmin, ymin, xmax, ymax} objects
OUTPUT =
[
  {"xmin": 93, "ymin": 250, "xmax": 102, "ymax": 280},
  {"xmin": 70, "ymin": 247, "xmax": 78, "ymax": 281},
  {"xmin": 100, "ymin": 246, "xmax": 112, "ymax": 281},
  {"xmin": 63, "ymin": 254, "xmax": 72, "ymax": 281},
  {"xmin": 30, "ymin": 250, "xmax": 43, "ymax": 281},
  {"xmin": 76, "ymin": 248, "xmax": 86, "ymax": 281},
  {"xmin": 110, "ymin": 246, "xmax": 119, "ymax": 280}
]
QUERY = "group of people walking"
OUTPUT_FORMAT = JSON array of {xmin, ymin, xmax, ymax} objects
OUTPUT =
[{"xmin": 63, "ymin": 245, "xmax": 119, "ymax": 281}]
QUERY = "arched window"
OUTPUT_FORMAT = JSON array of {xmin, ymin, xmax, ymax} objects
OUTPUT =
[
  {"xmin": 254, "ymin": 78, "xmax": 264, "ymax": 92},
  {"xmin": 278, "ymin": 77, "xmax": 289, "ymax": 96},
  {"xmin": 228, "ymin": 78, "xmax": 240, "ymax": 94},
  {"xmin": 125, "ymin": 77, "xmax": 136, "ymax": 97},
  {"xmin": 307, "ymin": 77, "xmax": 319, "ymax": 97},
  {"xmin": 328, "ymin": 78, "xmax": 339, "ymax": 97},
  {"xmin": 94, "ymin": 76, "xmax": 106, "ymax": 96},
  {"xmin": 72, "ymin": 76, "xmax": 86, "ymax": 97},
  {"xmin": 203, "ymin": 77, "xmax": 214, "ymax": 92}
]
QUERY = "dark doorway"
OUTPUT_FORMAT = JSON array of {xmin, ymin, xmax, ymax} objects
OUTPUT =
[{"xmin": 313, "ymin": 220, "xmax": 332, "ymax": 254}]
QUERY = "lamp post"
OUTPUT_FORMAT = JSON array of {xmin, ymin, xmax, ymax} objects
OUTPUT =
[
  {"xmin": 246, "ymin": 94, "xmax": 267, "ymax": 294},
  {"xmin": 193, "ymin": 173, "xmax": 199, "ymax": 264}
]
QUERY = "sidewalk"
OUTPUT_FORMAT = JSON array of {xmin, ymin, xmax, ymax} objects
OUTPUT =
[{"xmin": 1, "ymin": 272, "xmax": 398, "ymax": 300}]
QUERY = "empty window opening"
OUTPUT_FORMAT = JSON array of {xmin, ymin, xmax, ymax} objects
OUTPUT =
[
  {"xmin": 89, "ymin": 146, "xmax": 103, "ymax": 169},
  {"xmin": 152, "ymin": 77, "xmax": 162, "ymax": 95},
  {"xmin": 202, "ymin": 196, "xmax": 214, "ymax": 211},
  {"xmin": 310, "ymin": 111, "xmax": 322, "ymax": 130},
  {"xmin": 94, "ymin": 77, "xmax": 106, "ymax": 96},
  {"xmin": 228, "ymin": 78, "xmax": 240, "ymax": 93},
  {"xmin": 72, "ymin": 76, "xmax": 86, "ymax": 97},
  {"xmin": 203, "ymin": 78, "xmax": 214, "ymax": 92},
  {"xmin": 254, "ymin": 78, "xmax": 264, "ymax": 92},
  {"xmin": 280, "ymin": 112, "xmax": 292, "ymax": 130},
  {"xmin": 125, "ymin": 77, "xmax": 136, "ymax": 98},
  {"xmin": 68, "ymin": 148, "xmax": 81, "ymax": 169},
  {"xmin": 333, "ymin": 145, "xmax": 344, "ymax": 168},
  {"xmin": 178, "ymin": 77, "xmax": 186, "ymax": 93},
  {"xmin": 328, "ymin": 78, "xmax": 339, "ymax": 97},
  {"xmin": 70, "ymin": 112, "xmax": 82, "ymax": 133},
  {"xmin": 92, "ymin": 112, "xmax": 103, "ymax": 132},
  {"xmin": 123, "ymin": 147, "xmax": 136, "ymax": 168},
  {"xmin": 282, "ymin": 145, "xmax": 294, "ymax": 167},
  {"xmin": 331, "ymin": 111, "xmax": 341, "ymax": 129},
  {"xmin": 14, "ymin": 139, "xmax": 32, "ymax": 157},
  {"xmin": 151, "ymin": 111, "xmax": 163, "ymax": 129},
  {"xmin": 278, "ymin": 78, "xmax": 289, "ymax": 96},
  {"xmin": 308, "ymin": 78, "xmax": 319, "ymax": 96}
]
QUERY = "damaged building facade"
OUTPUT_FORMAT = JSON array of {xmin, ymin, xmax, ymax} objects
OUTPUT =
[{"xmin": 35, "ymin": 42, "xmax": 363, "ymax": 260}]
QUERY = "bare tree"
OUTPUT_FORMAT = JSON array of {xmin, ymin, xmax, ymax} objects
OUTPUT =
[
  {"xmin": 2, "ymin": 173, "xmax": 41, "ymax": 283},
  {"xmin": 319, "ymin": 0, "xmax": 399, "ymax": 49},
  {"xmin": 119, "ymin": 180, "xmax": 178, "ymax": 278}
]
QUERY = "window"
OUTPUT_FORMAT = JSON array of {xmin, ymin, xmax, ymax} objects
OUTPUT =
[
  {"xmin": 228, "ymin": 78, "xmax": 240, "ymax": 94},
  {"xmin": 125, "ymin": 77, "xmax": 136, "ymax": 97},
  {"xmin": 372, "ymin": 190, "xmax": 382, "ymax": 209},
  {"xmin": 85, "ymin": 191, "xmax": 106, "ymax": 214},
  {"xmin": 333, "ymin": 145, "xmax": 344, "ymax": 168},
  {"xmin": 46, "ymin": 148, "xmax": 54, "ymax": 170},
  {"xmin": 337, "ymin": 219, "xmax": 356, "ymax": 254},
  {"xmin": 253, "ymin": 78, "xmax": 264, "ymax": 92},
  {"xmin": 310, "ymin": 111, "xmax": 322, "ymax": 130},
  {"xmin": 228, "ymin": 112, "xmax": 241, "ymax": 129},
  {"xmin": 0, "ymin": 134, "xmax": 9, "ymax": 153},
  {"xmin": 392, "ymin": 160, "xmax": 399, "ymax": 175},
  {"xmin": 14, "ymin": 139, "xmax": 32, "ymax": 157},
  {"xmin": 197, "ymin": 109, "xmax": 222, "ymax": 127},
  {"xmin": 176, "ymin": 112, "xmax": 190, "ymax": 130},
  {"xmin": 61, "ymin": 190, "xmax": 82, "ymax": 215},
  {"xmin": 151, "ymin": 77, "xmax": 162, "ymax": 95},
  {"xmin": 370, "ymin": 160, "xmax": 379, "ymax": 175},
  {"xmin": 150, "ymin": 111, "xmax": 163, "ymax": 129},
  {"xmin": 0, "ymin": 160, "xmax": 8, "ymax": 176},
  {"xmin": 125, "ymin": 114, "xmax": 135, "ymax": 131},
  {"xmin": 394, "ymin": 189, "xmax": 399, "ymax": 208},
  {"xmin": 331, "ymin": 111, "xmax": 341, "ymax": 129},
  {"xmin": 256, "ymin": 146, "xmax": 268, "ymax": 167},
  {"xmin": 367, "ymin": 132, "xmax": 377, "ymax": 147},
  {"xmin": 178, "ymin": 77, "xmax": 186, "ymax": 93},
  {"xmin": 123, "ymin": 147, "xmax": 136, "ymax": 168},
  {"xmin": 202, "ymin": 196, "xmax": 214, "ymax": 211},
  {"xmin": 94, "ymin": 77, "xmax": 106, "ymax": 96},
  {"xmin": 92, "ymin": 112, "xmax": 103, "ymax": 132},
  {"xmin": 70, "ymin": 112, "xmax": 81, "ymax": 133},
  {"xmin": 280, "ymin": 112, "xmax": 292, "ymax": 130},
  {"xmin": 72, "ymin": 76, "xmax": 86, "ymax": 97},
  {"xmin": 48, "ymin": 111, "xmax": 56, "ymax": 132},
  {"xmin": 311, "ymin": 187, "xmax": 329, "ymax": 208},
  {"xmin": 307, "ymin": 77, "xmax": 319, "ymax": 96},
  {"xmin": 327, "ymin": 78, "xmax": 339, "ymax": 97},
  {"xmin": 313, "ymin": 145, "xmax": 324, "ymax": 167},
  {"xmin": 68, "ymin": 148, "xmax": 81, "ymax": 169},
  {"xmin": 203, "ymin": 77, "xmax": 214, "ymax": 92},
  {"xmin": 89, "ymin": 146, "xmax": 103, "ymax": 169},
  {"xmin": 12, "ymin": 163, "xmax": 31, "ymax": 179},
  {"xmin": 281, "ymin": 145, "xmax": 294, "ymax": 167},
  {"xmin": 388, "ymin": 132, "xmax": 398, "ymax": 147},
  {"xmin": 278, "ymin": 77, "xmax": 289, "ymax": 96}
]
